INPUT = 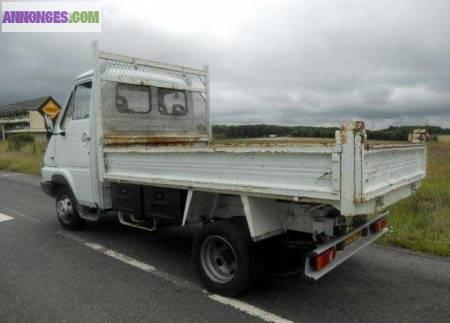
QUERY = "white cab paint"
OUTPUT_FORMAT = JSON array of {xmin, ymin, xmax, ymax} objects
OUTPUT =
[{"xmin": 52, "ymin": 79, "xmax": 95, "ymax": 207}]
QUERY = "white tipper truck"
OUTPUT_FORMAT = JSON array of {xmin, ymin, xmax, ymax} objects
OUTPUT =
[{"xmin": 41, "ymin": 44, "xmax": 427, "ymax": 296}]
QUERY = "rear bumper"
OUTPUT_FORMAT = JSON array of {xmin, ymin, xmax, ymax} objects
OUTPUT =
[{"xmin": 304, "ymin": 211, "xmax": 389, "ymax": 281}]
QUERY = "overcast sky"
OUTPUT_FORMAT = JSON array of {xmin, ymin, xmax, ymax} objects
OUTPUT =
[{"xmin": 1, "ymin": 0, "xmax": 449, "ymax": 129}]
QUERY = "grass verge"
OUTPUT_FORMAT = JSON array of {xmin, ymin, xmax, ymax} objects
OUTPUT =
[
  {"xmin": 0, "ymin": 141, "xmax": 44, "ymax": 175},
  {"xmin": 382, "ymin": 142, "xmax": 450, "ymax": 256}
]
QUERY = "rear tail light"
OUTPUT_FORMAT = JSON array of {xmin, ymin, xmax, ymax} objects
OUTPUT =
[
  {"xmin": 370, "ymin": 217, "xmax": 387, "ymax": 233},
  {"xmin": 311, "ymin": 247, "xmax": 336, "ymax": 271}
]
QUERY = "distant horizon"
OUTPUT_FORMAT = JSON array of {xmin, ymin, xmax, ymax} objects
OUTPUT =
[
  {"xmin": 3, "ymin": 95, "xmax": 448, "ymax": 131},
  {"xmin": 211, "ymin": 122, "xmax": 450, "ymax": 131}
]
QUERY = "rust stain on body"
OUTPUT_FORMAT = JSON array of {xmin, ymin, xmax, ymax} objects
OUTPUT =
[{"xmin": 104, "ymin": 134, "xmax": 208, "ymax": 146}]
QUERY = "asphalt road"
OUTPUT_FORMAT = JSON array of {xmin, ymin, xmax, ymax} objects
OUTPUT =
[{"xmin": 0, "ymin": 171, "xmax": 449, "ymax": 323}]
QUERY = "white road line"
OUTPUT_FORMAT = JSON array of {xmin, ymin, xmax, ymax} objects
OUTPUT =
[
  {"xmin": 84, "ymin": 242, "xmax": 199, "ymax": 291},
  {"xmin": 3, "ymin": 207, "xmax": 40, "ymax": 223},
  {"xmin": 58, "ymin": 231, "xmax": 292, "ymax": 323},
  {"xmin": 208, "ymin": 294, "xmax": 293, "ymax": 323},
  {"xmin": 0, "ymin": 213, "xmax": 14, "ymax": 223}
]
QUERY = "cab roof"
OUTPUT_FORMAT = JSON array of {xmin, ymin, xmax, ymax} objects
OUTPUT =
[{"xmin": 74, "ymin": 70, "xmax": 94, "ymax": 82}]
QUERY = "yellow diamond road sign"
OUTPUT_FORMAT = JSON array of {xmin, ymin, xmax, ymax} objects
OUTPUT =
[{"xmin": 41, "ymin": 100, "xmax": 60, "ymax": 119}]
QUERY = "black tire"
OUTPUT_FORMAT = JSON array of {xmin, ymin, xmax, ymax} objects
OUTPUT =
[
  {"xmin": 55, "ymin": 186, "xmax": 85, "ymax": 231},
  {"xmin": 192, "ymin": 217, "xmax": 252, "ymax": 296}
]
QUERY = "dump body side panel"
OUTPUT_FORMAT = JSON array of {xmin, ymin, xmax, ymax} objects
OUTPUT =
[
  {"xmin": 103, "ymin": 147, "xmax": 341, "ymax": 201},
  {"xmin": 361, "ymin": 144, "xmax": 426, "ymax": 201}
]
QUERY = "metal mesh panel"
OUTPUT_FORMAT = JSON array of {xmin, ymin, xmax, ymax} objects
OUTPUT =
[
  {"xmin": 99, "ymin": 58, "xmax": 208, "ymax": 138},
  {"xmin": 101, "ymin": 81, "xmax": 207, "ymax": 136},
  {"xmin": 116, "ymin": 83, "xmax": 151, "ymax": 114},
  {"xmin": 99, "ymin": 59, "xmax": 206, "ymax": 92}
]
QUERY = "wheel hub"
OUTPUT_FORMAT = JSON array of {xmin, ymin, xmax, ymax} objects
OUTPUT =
[
  {"xmin": 56, "ymin": 196, "xmax": 73, "ymax": 224},
  {"xmin": 200, "ymin": 235, "xmax": 238, "ymax": 284}
]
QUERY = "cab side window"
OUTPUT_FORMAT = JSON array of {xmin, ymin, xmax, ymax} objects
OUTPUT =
[
  {"xmin": 73, "ymin": 82, "xmax": 92, "ymax": 120},
  {"xmin": 61, "ymin": 81, "xmax": 92, "ymax": 130}
]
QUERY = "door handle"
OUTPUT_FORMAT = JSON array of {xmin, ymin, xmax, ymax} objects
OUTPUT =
[{"xmin": 81, "ymin": 131, "xmax": 91, "ymax": 143}]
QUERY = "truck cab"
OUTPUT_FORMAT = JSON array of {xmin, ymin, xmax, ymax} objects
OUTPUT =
[{"xmin": 43, "ymin": 71, "xmax": 96, "ymax": 207}]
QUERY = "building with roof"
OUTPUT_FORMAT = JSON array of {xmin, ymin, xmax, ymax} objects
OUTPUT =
[{"xmin": 0, "ymin": 96, "xmax": 61, "ymax": 141}]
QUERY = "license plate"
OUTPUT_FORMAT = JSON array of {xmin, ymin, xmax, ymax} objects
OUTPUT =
[{"xmin": 344, "ymin": 231, "xmax": 362, "ymax": 247}]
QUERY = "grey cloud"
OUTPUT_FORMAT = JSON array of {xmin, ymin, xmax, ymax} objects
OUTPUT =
[{"xmin": 0, "ymin": 0, "xmax": 449, "ymax": 129}]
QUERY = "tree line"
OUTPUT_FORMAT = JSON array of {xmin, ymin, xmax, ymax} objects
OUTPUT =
[{"xmin": 212, "ymin": 124, "xmax": 450, "ymax": 141}]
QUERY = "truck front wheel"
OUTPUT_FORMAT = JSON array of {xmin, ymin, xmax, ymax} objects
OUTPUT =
[
  {"xmin": 56, "ymin": 187, "xmax": 85, "ymax": 231},
  {"xmin": 192, "ymin": 217, "xmax": 252, "ymax": 296}
]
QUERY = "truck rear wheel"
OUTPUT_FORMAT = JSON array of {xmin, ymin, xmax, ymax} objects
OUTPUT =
[
  {"xmin": 56, "ymin": 187, "xmax": 85, "ymax": 231},
  {"xmin": 192, "ymin": 217, "xmax": 252, "ymax": 296}
]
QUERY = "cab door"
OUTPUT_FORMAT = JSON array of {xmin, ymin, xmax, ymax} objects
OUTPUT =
[{"xmin": 54, "ymin": 81, "xmax": 95, "ymax": 207}]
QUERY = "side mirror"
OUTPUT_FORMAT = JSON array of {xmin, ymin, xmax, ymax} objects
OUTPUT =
[{"xmin": 44, "ymin": 115, "xmax": 55, "ymax": 140}]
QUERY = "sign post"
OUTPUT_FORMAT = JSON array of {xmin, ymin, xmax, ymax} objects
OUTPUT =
[{"xmin": 37, "ymin": 97, "xmax": 61, "ymax": 137}]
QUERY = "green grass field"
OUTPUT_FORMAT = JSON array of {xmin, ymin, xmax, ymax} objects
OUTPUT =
[
  {"xmin": 382, "ymin": 142, "xmax": 450, "ymax": 256},
  {"xmin": 0, "ymin": 139, "xmax": 449, "ymax": 256},
  {"xmin": 438, "ymin": 135, "xmax": 450, "ymax": 143},
  {"xmin": 0, "ymin": 141, "xmax": 44, "ymax": 175}
]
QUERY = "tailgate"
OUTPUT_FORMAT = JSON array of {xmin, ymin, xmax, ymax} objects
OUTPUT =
[{"xmin": 361, "ymin": 144, "xmax": 427, "ymax": 202}]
